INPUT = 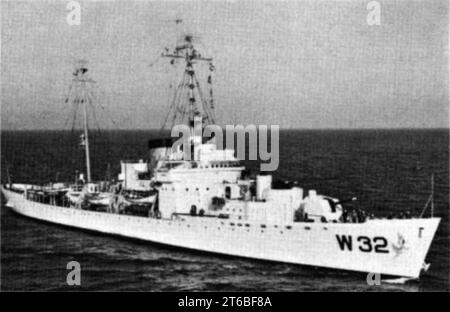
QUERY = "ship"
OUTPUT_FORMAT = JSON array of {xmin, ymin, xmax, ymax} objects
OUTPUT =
[{"xmin": 1, "ymin": 35, "xmax": 441, "ymax": 280}]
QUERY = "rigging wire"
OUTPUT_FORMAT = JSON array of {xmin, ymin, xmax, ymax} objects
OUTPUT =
[
  {"xmin": 193, "ymin": 75, "xmax": 215, "ymax": 124},
  {"xmin": 96, "ymin": 99, "xmax": 122, "ymax": 130},
  {"xmin": 170, "ymin": 71, "xmax": 189, "ymax": 129},
  {"xmin": 159, "ymin": 63, "xmax": 180, "ymax": 132},
  {"xmin": 148, "ymin": 54, "xmax": 162, "ymax": 68},
  {"xmin": 61, "ymin": 84, "xmax": 76, "ymax": 129},
  {"xmin": 88, "ymin": 93, "xmax": 103, "ymax": 136},
  {"xmin": 160, "ymin": 68, "xmax": 187, "ymax": 132},
  {"xmin": 88, "ymin": 90, "xmax": 116, "ymax": 179},
  {"xmin": 70, "ymin": 98, "xmax": 80, "ymax": 132}
]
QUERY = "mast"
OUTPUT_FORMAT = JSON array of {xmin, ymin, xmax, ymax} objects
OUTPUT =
[
  {"xmin": 68, "ymin": 60, "xmax": 95, "ymax": 183},
  {"xmin": 420, "ymin": 173, "xmax": 436, "ymax": 218},
  {"xmin": 82, "ymin": 87, "xmax": 91, "ymax": 182},
  {"xmin": 160, "ymin": 34, "xmax": 216, "ymax": 131},
  {"xmin": 186, "ymin": 44, "xmax": 196, "ymax": 128},
  {"xmin": 430, "ymin": 173, "xmax": 434, "ymax": 217}
]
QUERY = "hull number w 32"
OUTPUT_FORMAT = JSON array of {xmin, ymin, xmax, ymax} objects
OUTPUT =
[{"xmin": 336, "ymin": 235, "xmax": 389, "ymax": 253}]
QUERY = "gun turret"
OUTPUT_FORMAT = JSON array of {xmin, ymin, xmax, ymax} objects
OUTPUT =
[
  {"xmin": 326, "ymin": 197, "xmax": 357, "ymax": 213},
  {"xmin": 334, "ymin": 197, "xmax": 357, "ymax": 206}
]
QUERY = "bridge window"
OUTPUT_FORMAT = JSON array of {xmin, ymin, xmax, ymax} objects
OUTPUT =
[{"xmin": 225, "ymin": 186, "xmax": 231, "ymax": 199}]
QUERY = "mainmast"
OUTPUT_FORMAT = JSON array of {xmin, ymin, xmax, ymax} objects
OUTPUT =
[{"xmin": 160, "ymin": 34, "xmax": 216, "ymax": 131}]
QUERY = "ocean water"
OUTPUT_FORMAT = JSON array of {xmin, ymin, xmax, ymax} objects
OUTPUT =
[{"xmin": 1, "ymin": 129, "xmax": 449, "ymax": 291}]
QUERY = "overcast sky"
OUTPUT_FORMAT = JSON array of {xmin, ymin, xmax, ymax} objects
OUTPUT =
[{"xmin": 1, "ymin": 0, "xmax": 448, "ymax": 130}]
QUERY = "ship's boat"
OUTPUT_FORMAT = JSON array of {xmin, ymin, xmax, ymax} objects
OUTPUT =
[
  {"xmin": 85, "ymin": 193, "xmax": 113, "ymax": 206},
  {"xmin": 65, "ymin": 182, "xmax": 113, "ymax": 206},
  {"xmin": 123, "ymin": 193, "xmax": 157, "ymax": 205},
  {"xmin": 65, "ymin": 191, "xmax": 82, "ymax": 204}
]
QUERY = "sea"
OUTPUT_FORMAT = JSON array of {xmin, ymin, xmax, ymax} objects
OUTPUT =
[{"xmin": 1, "ymin": 129, "xmax": 449, "ymax": 291}]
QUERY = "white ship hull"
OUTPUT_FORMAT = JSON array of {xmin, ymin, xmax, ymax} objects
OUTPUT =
[{"xmin": 2, "ymin": 187, "xmax": 440, "ymax": 278}]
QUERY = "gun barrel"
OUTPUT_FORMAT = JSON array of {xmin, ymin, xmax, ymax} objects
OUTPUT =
[{"xmin": 335, "ymin": 197, "xmax": 357, "ymax": 206}]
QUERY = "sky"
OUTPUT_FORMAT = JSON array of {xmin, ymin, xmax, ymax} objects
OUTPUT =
[{"xmin": 1, "ymin": 0, "xmax": 449, "ymax": 130}]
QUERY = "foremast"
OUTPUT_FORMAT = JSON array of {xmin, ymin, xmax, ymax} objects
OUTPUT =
[{"xmin": 66, "ymin": 60, "xmax": 96, "ymax": 183}]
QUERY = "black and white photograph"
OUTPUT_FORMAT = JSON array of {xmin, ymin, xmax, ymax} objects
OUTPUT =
[{"xmin": 0, "ymin": 0, "xmax": 449, "ymax": 294}]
